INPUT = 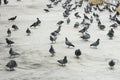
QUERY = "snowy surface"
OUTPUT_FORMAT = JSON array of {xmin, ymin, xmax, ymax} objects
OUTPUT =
[{"xmin": 0, "ymin": 0, "xmax": 120, "ymax": 80}]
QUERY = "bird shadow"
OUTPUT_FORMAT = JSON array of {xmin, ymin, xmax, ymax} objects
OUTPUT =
[
  {"xmin": 90, "ymin": 46, "xmax": 98, "ymax": 49},
  {"xmin": 74, "ymin": 56, "xmax": 80, "ymax": 59},
  {"xmin": 6, "ymin": 35, "xmax": 11, "ymax": 37},
  {"xmin": 5, "ymin": 45, "xmax": 13, "ymax": 48},
  {"xmin": 57, "ymin": 64, "xmax": 66, "ymax": 67},
  {"xmin": 5, "ymin": 68, "xmax": 15, "ymax": 71}
]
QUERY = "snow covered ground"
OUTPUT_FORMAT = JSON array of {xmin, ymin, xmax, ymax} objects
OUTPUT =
[{"xmin": 0, "ymin": 0, "xmax": 120, "ymax": 80}]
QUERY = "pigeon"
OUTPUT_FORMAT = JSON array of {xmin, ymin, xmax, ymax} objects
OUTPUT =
[
  {"xmin": 109, "ymin": 60, "xmax": 115, "ymax": 69},
  {"xmin": 30, "ymin": 18, "xmax": 41, "ymax": 28},
  {"xmin": 90, "ymin": 38, "xmax": 100, "ymax": 48},
  {"xmin": 65, "ymin": 37, "xmax": 75, "ymax": 48},
  {"xmin": 9, "ymin": 48, "xmax": 20, "ymax": 58},
  {"xmin": 67, "ymin": 18, "xmax": 70, "ymax": 24},
  {"xmin": 93, "ymin": 7, "xmax": 97, "ymax": 11},
  {"xmin": 30, "ymin": 22, "xmax": 38, "ymax": 28},
  {"xmin": 81, "ymin": 33, "xmax": 90, "ymax": 40},
  {"xmin": 6, "ymin": 38, "xmax": 14, "ymax": 46},
  {"xmin": 49, "ymin": 45, "xmax": 55, "ymax": 56},
  {"xmin": 57, "ymin": 20, "xmax": 64, "ymax": 26},
  {"xmin": 63, "ymin": 12, "xmax": 69, "ymax": 18},
  {"xmin": 107, "ymin": 28, "xmax": 114, "ymax": 39},
  {"xmin": 8, "ymin": 16, "xmax": 17, "ymax": 21},
  {"xmin": 7, "ymin": 28, "xmax": 11, "ymax": 37},
  {"xmin": 84, "ymin": 14, "xmax": 89, "ymax": 20},
  {"xmin": 90, "ymin": 16, "xmax": 93, "ymax": 23},
  {"xmin": 51, "ymin": 31, "xmax": 57, "ymax": 36},
  {"xmin": 26, "ymin": 28, "xmax": 31, "ymax": 36},
  {"xmin": 110, "ymin": 23, "xmax": 118, "ymax": 29},
  {"xmin": 50, "ymin": 35, "xmax": 57, "ymax": 44},
  {"xmin": 54, "ymin": 26, "xmax": 61, "ymax": 34},
  {"xmin": 46, "ymin": 4, "xmax": 53, "ymax": 8},
  {"xmin": 71, "ymin": 5, "xmax": 77, "ymax": 11},
  {"xmin": 79, "ymin": 27, "xmax": 87, "ymax": 34},
  {"xmin": 50, "ymin": 0, "xmax": 55, "ymax": 2},
  {"xmin": 44, "ymin": 9, "xmax": 49, "ymax": 12},
  {"xmin": 98, "ymin": 24, "xmax": 106, "ymax": 30},
  {"xmin": 96, "ymin": 5, "xmax": 104, "ymax": 12},
  {"xmin": 57, "ymin": 56, "xmax": 68, "ymax": 66},
  {"xmin": 12, "ymin": 24, "xmax": 19, "ymax": 30},
  {"xmin": 81, "ymin": 19, "xmax": 85, "ymax": 25},
  {"xmin": 6, "ymin": 60, "xmax": 17, "ymax": 71},
  {"xmin": 74, "ymin": 22, "xmax": 79, "ymax": 28},
  {"xmin": 75, "ymin": 49, "xmax": 81, "ymax": 58},
  {"xmin": 74, "ymin": 12, "xmax": 81, "ymax": 18},
  {"xmin": 115, "ymin": 18, "xmax": 120, "ymax": 25},
  {"xmin": 4, "ymin": 0, "xmax": 8, "ymax": 4},
  {"xmin": 36, "ymin": 18, "xmax": 41, "ymax": 25}
]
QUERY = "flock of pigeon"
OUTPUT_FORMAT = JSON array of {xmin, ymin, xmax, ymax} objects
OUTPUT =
[{"xmin": 1, "ymin": 0, "xmax": 120, "ymax": 71}]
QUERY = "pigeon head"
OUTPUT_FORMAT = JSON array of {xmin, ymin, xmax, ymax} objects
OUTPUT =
[
  {"xmin": 97, "ymin": 38, "xmax": 100, "ymax": 41},
  {"xmin": 6, "ymin": 38, "xmax": 8, "ymax": 40},
  {"xmin": 63, "ymin": 56, "xmax": 67, "ymax": 63},
  {"xmin": 51, "ymin": 45, "xmax": 53, "ymax": 48},
  {"xmin": 65, "ymin": 37, "xmax": 68, "ymax": 41},
  {"xmin": 10, "ymin": 48, "xmax": 12, "ymax": 50}
]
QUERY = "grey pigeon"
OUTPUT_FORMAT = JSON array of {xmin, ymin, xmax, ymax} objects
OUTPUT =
[
  {"xmin": 90, "ymin": 38, "xmax": 100, "ymax": 48},
  {"xmin": 110, "ymin": 23, "xmax": 118, "ymax": 29},
  {"xmin": 46, "ymin": 4, "xmax": 53, "ymax": 8},
  {"xmin": 26, "ymin": 28, "xmax": 31, "ymax": 36},
  {"xmin": 57, "ymin": 20, "xmax": 64, "ymax": 26},
  {"xmin": 49, "ymin": 45, "xmax": 56, "ymax": 56},
  {"xmin": 6, "ymin": 60, "xmax": 17, "ymax": 71},
  {"xmin": 7, "ymin": 28, "xmax": 11, "ymax": 37},
  {"xmin": 74, "ymin": 12, "xmax": 81, "ymax": 18},
  {"xmin": 9, "ymin": 48, "xmax": 20, "ymax": 58},
  {"xmin": 67, "ymin": 18, "xmax": 70, "ymax": 24},
  {"xmin": 6, "ymin": 38, "xmax": 14, "ymax": 46},
  {"xmin": 75, "ymin": 49, "xmax": 81, "ymax": 58},
  {"xmin": 50, "ymin": 35, "xmax": 57, "ymax": 44},
  {"xmin": 57, "ymin": 56, "xmax": 67, "ymax": 66},
  {"xmin": 44, "ymin": 9, "xmax": 50, "ymax": 12},
  {"xmin": 65, "ymin": 37, "xmax": 75, "ymax": 48},
  {"xmin": 12, "ymin": 24, "xmax": 19, "ymax": 30},
  {"xmin": 109, "ymin": 60, "xmax": 115, "ymax": 69},
  {"xmin": 51, "ymin": 31, "xmax": 57, "ymax": 36},
  {"xmin": 81, "ymin": 33, "xmax": 90, "ymax": 40},
  {"xmin": 74, "ymin": 22, "xmax": 79, "ymax": 28},
  {"xmin": 79, "ymin": 27, "xmax": 87, "ymax": 34},
  {"xmin": 54, "ymin": 26, "xmax": 61, "ymax": 34},
  {"xmin": 107, "ymin": 28, "xmax": 114, "ymax": 39},
  {"xmin": 8, "ymin": 16, "xmax": 17, "ymax": 21}
]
